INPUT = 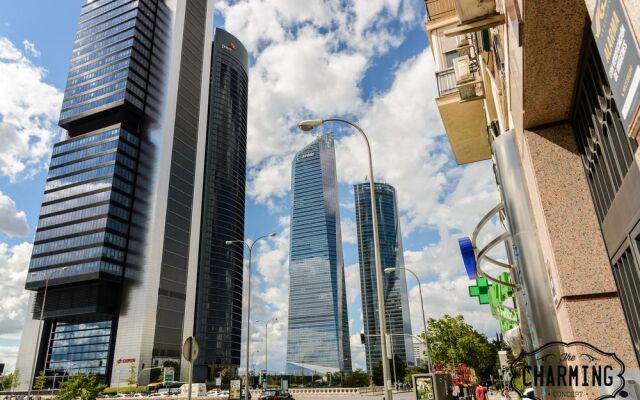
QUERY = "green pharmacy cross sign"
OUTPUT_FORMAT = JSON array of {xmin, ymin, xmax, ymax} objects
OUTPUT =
[{"xmin": 469, "ymin": 277, "xmax": 491, "ymax": 304}]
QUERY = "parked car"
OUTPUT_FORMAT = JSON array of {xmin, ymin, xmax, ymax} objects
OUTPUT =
[
  {"xmin": 277, "ymin": 390, "xmax": 293, "ymax": 400},
  {"xmin": 206, "ymin": 389, "xmax": 220, "ymax": 396},
  {"xmin": 257, "ymin": 390, "xmax": 281, "ymax": 400},
  {"xmin": 132, "ymin": 394, "xmax": 145, "ymax": 398},
  {"xmin": 213, "ymin": 390, "xmax": 229, "ymax": 398}
]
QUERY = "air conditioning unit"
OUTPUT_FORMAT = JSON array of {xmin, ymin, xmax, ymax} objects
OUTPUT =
[
  {"xmin": 453, "ymin": 55, "xmax": 474, "ymax": 84},
  {"xmin": 453, "ymin": 0, "xmax": 497, "ymax": 24},
  {"xmin": 458, "ymin": 82, "xmax": 478, "ymax": 100}
]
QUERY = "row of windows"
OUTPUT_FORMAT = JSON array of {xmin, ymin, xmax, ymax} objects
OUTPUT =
[
  {"xmin": 57, "ymin": 320, "xmax": 112, "ymax": 332},
  {"xmin": 40, "ymin": 189, "xmax": 111, "ymax": 216},
  {"xmin": 77, "ymin": 0, "xmax": 138, "ymax": 32},
  {"xmin": 46, "ymin": 165, "xmax": 117, "ymax": 191},
  {"xmin": 80, "ymin": 0, "xmax": 132, "ymax": 21},
  {"xmin": 52, "ymin": 138, "xmax": 137, "ymax": 168},
  {"xmin": 50, "ymin": 351, "xmax": 109, "ymax": 363},
  {"xmin": 50, "ymin": 151, "xmax": 122, "ymax": 179},
  {"xmin": 76, "ymin": 9, "xmax": 138, "ymax": 42},
  {"xmin": 32, "ymin": 230, "xmax": 127, "ymax": 256},
  {"xmin": 51, "ymin": 335, "xmax": 110, "ymax": 348},
  {"xmin": 72, "ymin": 27, "xmax": 136, "ymax": 59},
  {"xmin": 68, "ymin": 58, "xmax": 129, "ymax": 88},
  {"xmin": 26, "ymin": 261, "xmax": 122, "ymax": 285},
  {"xmin": 60, "ymin": 90, "xmax": 126, "ymax": 121},
  {"xmin": 54, "ymin": 327, "xmax": 112, "ymax": 340},
  {"xmin": 70, "ymin": 39, "xmax": 132, "ymax": 72},
  {"xmin": 35, "ymin": 216, "xmax": 128, "ymax": 242},
  {"xmin": 53, "ymin": 128, "xmax": 119, "ymax": 155},
  {"xmin": 51, "ymin": 343, "xmax": 110, "ymax": 355},
  {"xmin": 29, "ymin": 245, "xmax": 125, "ymax": 269},
  {"xmin": 42, "ymin": 178, "xmax": 112, "ymax": 204},
  {"xmin": 62, "ymin": 79, "xmax": 128, "ymax": 109},
  {"xmin": 65, "ymin": 68, "xmax": 129, "ymax": 99},
  {"xmin": 38, "ymin": 202, "xmax": 130, "ymax": 230},
  {"xmin": 75, "ymin": 18, "xmax": 137, "ymax": 52}
]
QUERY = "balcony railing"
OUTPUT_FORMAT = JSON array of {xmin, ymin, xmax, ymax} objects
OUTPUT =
[
  {"xmin": 436, "ymin": 67, "xmax": 458, "ymax": 97},
  {"xmin": 425, "ymin": 0, "xmax": 457, "ymax": 21}
]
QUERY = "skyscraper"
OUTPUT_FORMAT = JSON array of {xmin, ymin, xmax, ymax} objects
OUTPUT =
[
  {"xmin": 187, "ymin": 28, "xmax": 248, "ymax": 381},
  {"xmin": 14, "ymin": 0, "xmax": 215, "ymax": 389},
  {"xmin": 354, "ymin": 182, "xmax": 414, "ymax": 372},
  {"xmin": 286, "ymin": 135, "xmax": 352, "ymax": 374}
]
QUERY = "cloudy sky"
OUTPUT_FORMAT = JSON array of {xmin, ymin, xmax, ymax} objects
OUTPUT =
[{"xmin": 0, "ymin": 0, "xmax": 502, "ymax": 374}]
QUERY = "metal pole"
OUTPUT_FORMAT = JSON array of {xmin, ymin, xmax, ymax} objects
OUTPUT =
[
  {"xmin": 245, "ymin": 243, "xmax": 253, "ymax": 400},
  {"xmin": 322, "ymin": 118, "xmax": 392, "ymax": 400},
  {"xmin": 187, "ymin": 358, "xmax": 193, "ymax": 400},
  {"xmin": 397, "ymin": 267, "xmax": 433, "ymax": 372},
  {"xmin": 28, "ymin": 275, "xmax": 49, "ymax": 400}
]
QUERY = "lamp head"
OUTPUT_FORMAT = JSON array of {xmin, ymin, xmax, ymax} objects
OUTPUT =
[
  {"xmin": 225, "ymin": 240, "xmax": 234, "ymax": 245},
  {"xmin": 384, "ymin": 267, "xmax": 396, "ymax": 274},
  {"xmin": 298, "ymin": 119, "xmax": 324, "ymax": 132},
  {"xmin": 268, "ymin": 232, "xmax": 277, "ymax": 238}
]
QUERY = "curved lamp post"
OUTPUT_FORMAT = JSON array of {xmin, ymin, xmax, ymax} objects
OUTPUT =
[
  {"xmin": 298, "ymin": 118, "xmax": 393, "ymax": 400},
  {"xmin": 226, "ymin": 233, "xmax": 276, "ymax": 400},
  {"xmin": 384, "ymin": 267, "xmax": 434, "ymax": 372}
]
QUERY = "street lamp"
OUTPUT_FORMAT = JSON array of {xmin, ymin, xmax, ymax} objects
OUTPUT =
[
  {"xmin": 384, "ymin": 267, "xmax": 433, "ymax": 372},
  {"xmin": 226, "ymin": 233, "xmax": 277, "ymax": 400},
  {"xmin": 256, "ymin": 318, "xmax": 277, "ymax": 386},
  {"xmin": 28, "ymin": 267, "xmax": 67, "ymax": 399},
  {"xmin": 298, "ymin": 118, "xmax": 393, "ymax": 400}
]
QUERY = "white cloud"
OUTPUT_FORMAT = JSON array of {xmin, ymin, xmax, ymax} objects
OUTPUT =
[
  {"xmin": 344, "ymin": 263, "xmax": 361, "ymax": 304},
  {"xmin": 0, "ymin": 191, "xmax": 29, "ymax": 237},
  {"xmin": 340, "ymin": 217, "xmax": 357, "ymax": 245},
  {"xmin": 0, "ymin": 241, "xmax": 32, "ymax": 373},
  {"xmin": 0, "ymin": 36, "xmax": 63, "ymax": 181},
  {"xmin": 22, "ymin": 40, "xmax": 40, "ymax": 58}
]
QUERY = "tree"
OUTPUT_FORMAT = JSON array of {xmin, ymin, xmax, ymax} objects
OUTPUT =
[
  {"xmin": 424, "ymin": 314, "xmax": 497, "ymax": 381},
  {"xmin": 55, "ymin": 374, "xmax": 105, "ymax": 400},
  {"xmin": 1, "ymin": 372, "xmax": 15, "ymax": 391},
  {"xmin": 404, "ymin": 366, "xmax": 429, "ymax": 386},
  {"xmin": 126, "ymin": 363, "xmax": 137, "ymax": 386},
  {"xmin": 34, "ymin": 370, "xmax": 47, "ymax": 390},
  {"xmin": 220, "ymin": 367, "xmax": 230, "ymax": 390},
  {"xmin": 342, "ymin": 370, "xmax": 370, "ymax": 387}
]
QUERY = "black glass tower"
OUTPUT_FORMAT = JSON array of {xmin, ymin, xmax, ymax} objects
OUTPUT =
[
  {"xmin": 16, "ymin": 0, "xmax": 214, "ymax": 389},
  {"xmin": 192, "ymin": 28, "xmax": 248, "ymax": 381},
  {"xmin": 354, "ymin": 182, "xmax": 414, "ymax": 372}
]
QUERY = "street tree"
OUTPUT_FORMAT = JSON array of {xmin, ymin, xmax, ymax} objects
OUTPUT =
[
  {"xmin": 126, "ymin": 364, "xmax": 137, "ymax": 386},
  {"xmin": 55, "ymin": 374, "xmax": 105, "ymax": 400},
  {"xmin": 220, "ymin": 367, "xmax": 231, "ymax": 390},
  {"xmin": 34, "ymin": 370, "xmax": 47, "ymax": 390},
  {"xmin": 342, "ymin": 370, "xmax": 370, "ymax": 387},
  {"xmin": 424, "ymin": 314, "xmax": 497, "ymax": 381}
]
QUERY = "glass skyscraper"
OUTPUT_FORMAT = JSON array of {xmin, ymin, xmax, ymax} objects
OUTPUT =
[
  {"xmin": 286, "ymin": 135, "xmax": 352, "ymax": 374},
  {"xmin": 190, "ymin": 28, "xmax": 248, "ymax": 381},
  {"xmin": 15, "ymin": 0, "xmax": 218, "ymax": 389},
  {"xmin": 354, "ymin": 182, "xmax": 414, "ymax": 372}
]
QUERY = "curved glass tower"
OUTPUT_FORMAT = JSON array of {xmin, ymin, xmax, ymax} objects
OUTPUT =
[
  {"xmin": 354, "ymin": 182, "xmax": 414, "ymax": 372},
  {"xmin": 191, "ymin": 28, "xmax": 248, "ymax": 381},
  {"xmin": 286, "ymin": 135, "xmax": 352, "ymax": 374}
]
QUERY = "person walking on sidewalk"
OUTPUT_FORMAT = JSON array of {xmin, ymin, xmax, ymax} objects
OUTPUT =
[
  {"xmin": 475, "ymin": 383, "xmax": 488, "ymax": 400},
  {"xmin": 500, "ymin": 388, "xmax": 511, "ymax": 400}
]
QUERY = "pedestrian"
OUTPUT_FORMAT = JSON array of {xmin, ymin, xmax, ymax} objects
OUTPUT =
[
  {"xmin": 452, "ymin": 384, "xmax": 460, "ymax": 400},
  {"xmin": 475, "ymin": 383, "xmax": 487, "ymax": 400},
  {"xmin": 500, "ymin": 387, "xmax": 511, "ymax": 400}
]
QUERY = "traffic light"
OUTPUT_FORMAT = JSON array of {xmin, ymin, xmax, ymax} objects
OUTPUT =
[
  {"xmin": 360, "ymin": 333, "xmax": 366, "ymax": 345},
  {"xmin": 260, "ymin": 370, "xmax": 267, "ymax": 383}
]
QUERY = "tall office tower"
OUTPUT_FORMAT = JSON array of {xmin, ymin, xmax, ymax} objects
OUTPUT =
[
  {"xmin": 14, "ymin": 0, "xmax": 214, "ymax": 389},
  {"xmin": 354, "ymin": 182, "xmax": 414, "ymax": 372},
  {"xmin": 286, "ymin": 135, "xmax": 352, "ymax": 374},
  {"xmin": 187, "ymin": 28, "xmax": 248, "ymax": 381}
]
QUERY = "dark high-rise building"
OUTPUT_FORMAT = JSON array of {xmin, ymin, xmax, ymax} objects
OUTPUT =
[
  {"xmin": 190, "ymin": 28, "xmax": 248, "ymax": 381},
  {"xmin": 354, "ymin": 182, "xmax": 414, "ymax": 372},
  {"xmin": 286, "ymin": 135, "xmax": 352, "ymax": 374},
  {"xmin": 15, "ymin": 0, "xmax": 215, "ymax": 389}
]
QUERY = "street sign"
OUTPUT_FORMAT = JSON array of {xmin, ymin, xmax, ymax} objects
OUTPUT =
[
  {"xmin": 164, "ymin": 367, "xmax": 174, "ymax": 385},
  {"xmin": 281, "ymin": 380, "xmax": 288, "ymax": 390},
  {"xmin": 215, "ymin": 377, "xmax": 221, "ymax": 386},
  {"xmin": 385, "ymin": 334, "xmax": 392, "ymax": 359},
  {"xmin": 182, "ymin": 336, "xmax": 200, "ymax": 362}
]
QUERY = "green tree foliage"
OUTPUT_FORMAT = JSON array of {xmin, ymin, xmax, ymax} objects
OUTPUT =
[
  {"xmin": 55, "ymin": 374, "xmax": 105, "ymax": 400},
  {"xmin": 34, "ymin": 370, "xmax": 47, "ymax": 390},
  {"xmin": 220, "ymin": 367, "xmax": 231, "ymax": 390},
  {"xmin": 342, "ymin": 370, "xmax": 370, "ymax": 387},
  {"xmin": 404, "ymin": 366, "xmax": 429, "ymax": 385},
  {"xmin": 126, "ymin": 364, "xmax": 137, "ymax": 386},
  {"xmin": 424, "ymin": 314, "xmax": 497, "ymax": 381},
  {"xmin": 1, "ymin": 372, "xmax": 16, "ymax": 391}
]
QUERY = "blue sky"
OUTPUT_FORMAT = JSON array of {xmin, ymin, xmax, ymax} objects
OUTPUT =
[{"xmin": 0, "ymin": 0, "xmax": 501, "ymax": 373}]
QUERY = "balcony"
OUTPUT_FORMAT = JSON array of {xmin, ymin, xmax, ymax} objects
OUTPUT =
[
  {"xmin": 436, "ymin": 67, "xmax": 457, "ymax": 96},
  {"xmin": 434, "ymin": 68, "xmax": 490, "ymax": 165},
  {"xmin": 425, "ymin": 0, "xmax": 456, "ymax": 21}
]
